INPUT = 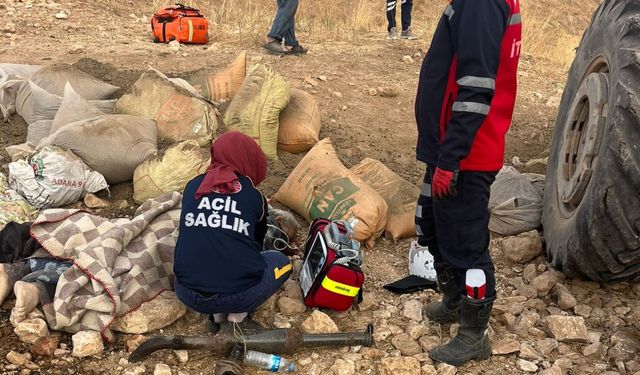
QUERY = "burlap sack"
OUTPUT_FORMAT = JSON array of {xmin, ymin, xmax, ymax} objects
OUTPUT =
[
  {"xmin": 26, "ymin": 64, "xmax": 119, "ymax": 99},
  {"xmin": 351, "ymin": 158, "xmax": 419, "ymax": 240},
  {"xmin": 15, "ymin": 64, "xmax": 119, "ymax": 125},
  {"xmin": 272, "ymin": 138, "xmax": 388, "ymax": 246},
  {"xmin": 26, "ymin": 120, "xmax": 53, "ymax": 147},
  {"xmin": 489, "ymin": 166, "xmax": 543, "ymax": 236},
  {"xmin": 0, "ymin": 64, "xmax": 41, "ymax": 119},
  {"xmin": 8, "ymin": 145, "xmax": 108, "ymax": 209},
  {"xmin": 49, "ymin": 83, "xmax": 108, "ymax": 134},
  {"xmin": 20, "ymin": 81, "xmax": 61, "ymax": 125},
  {"xmin": 223, "ymin": 64, "xmax": 290, "ymax": 160},
  {"xmin": 186, "ymin": 51, "xmax": 247, "ymax": 102},
  {"xmin": 40, "ymin": 115, "xmax": 158, "ymax": 184},
  {"xmin": 278, "ymin": 89, "xmax": 321, "ymax": 154},
  {"xmin": 21, "ymin": 81, "xmax": 115, "ymax": 131},
  {"xmin": 115, "ymin": 70, "xmax": 217, "ymax": 146},
  {"xmin": 133, "ymin": 140, "xmax": 210, "ymax": 204},
  {"xmin": 26, "ymin": 83, "xmax": 115, "ymax": 147},
  {"xmin": 0, "ymin": 64, "xmax": 41, "ymax": 78}
]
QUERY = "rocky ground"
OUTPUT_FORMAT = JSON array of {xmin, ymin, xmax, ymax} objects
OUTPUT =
[
  {"xmin": 3, "ymin": 229, "xmax": 639, "ymax": 375},
  {"xmin": 1, "ymin": 0, "xmax": 639, "ymax": 374}
]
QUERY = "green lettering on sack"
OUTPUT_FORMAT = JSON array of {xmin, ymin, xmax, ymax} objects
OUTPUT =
[
  {"xmin": 32, "ymin": 159, "xmax": 45, "ymax": 180},
  {"xmin": 333, "ymin": 198, "xmax": 357, "ymax": 220},
  {"xmin": 308, "ymin": 178, "xmax": 359, "ymax": 219}
]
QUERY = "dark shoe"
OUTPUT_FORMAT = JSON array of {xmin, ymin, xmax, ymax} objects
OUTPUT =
[
  {"xmin": 425, "ymin": 263, "xmax": 462, "ymax": 323},
  {"xmin": 286, "ymin": 45, "xmax": 308, "ymax": 54},
  {"xmin": 429, "ymin": 296, "xmax": 494, "ymax": 366},
  {"xmin": 207, "ymin": 316, "xmax": 221, "ymax": 334},
  {"xmin": 263, "ymin": 40, "xmax": 287, "ymax": 54}
]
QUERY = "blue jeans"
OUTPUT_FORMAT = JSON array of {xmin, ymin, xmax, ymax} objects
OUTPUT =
[
  {"xmin": 23, "ymin": 258, "xmax": 72, "ymax": 286},
  {"xmin": 268, "ymin": 0, "xmax": 299, "ymax": 46},
  {"xmin": 175, "ymin": 251, "xmax": 292, "ymax": 315},
  {"xmin": 21, "ymin": 258, "xmax": 72, "ymax": 305}
]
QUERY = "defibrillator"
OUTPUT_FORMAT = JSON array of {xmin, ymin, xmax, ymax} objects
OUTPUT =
[{"xmin": 299, "ymin": 218, "xmax": 365, "ymax": 311}]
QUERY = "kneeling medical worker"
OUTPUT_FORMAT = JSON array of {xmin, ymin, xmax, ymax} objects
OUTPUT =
[{"xmin": 174, "ymin": 131, "xmax": 292, "ymax": 332}]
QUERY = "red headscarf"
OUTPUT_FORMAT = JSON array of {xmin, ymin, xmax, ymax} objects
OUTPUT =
[{"xmin": 195, "ymin": 131, "xmax": 268, "ymax": 199}]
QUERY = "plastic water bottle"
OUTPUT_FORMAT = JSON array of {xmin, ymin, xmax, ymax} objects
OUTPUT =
[{"xmin": 244, "ymin": 350, "xmax": 295, "ymax": 372}]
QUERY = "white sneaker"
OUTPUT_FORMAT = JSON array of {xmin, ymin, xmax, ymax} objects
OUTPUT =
[
  {"xmin": 408, "ymin": 241, "xmax": 437, "ymax": 281},
  {"xmin": 227, "ymin": 312, "xmax": 248, "ymax": 323}
]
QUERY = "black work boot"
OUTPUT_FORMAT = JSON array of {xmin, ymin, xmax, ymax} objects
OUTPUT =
[
  {"xmin": 424, "ymin": 264, "xmax": 462, "ymax": 323},
  {"xmin": 429, "ymin": 296, "xmax": 494, "ymax": 366}
]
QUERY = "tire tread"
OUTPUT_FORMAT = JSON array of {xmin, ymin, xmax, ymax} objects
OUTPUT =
[{"xmin": 543, "ymin": 0, "xmax": 640, "ymax": 280}]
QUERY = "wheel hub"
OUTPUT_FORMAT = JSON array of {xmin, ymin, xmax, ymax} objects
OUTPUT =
[{"xmin": 558, "ymin": 72, "xmax": 608, "ymax": 213}]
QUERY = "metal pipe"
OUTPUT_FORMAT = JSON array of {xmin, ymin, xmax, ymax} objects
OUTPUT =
[
  {"xmin": 128, "ymin": 335, "xmax": 234, "ymax": 363},
  {"xmin": 129, "ymin": 324, "xmax": 374, "ymax": 362},
  {"xmin": 301, "ymin": 324, "xmax": 374, "ymax": 348}
]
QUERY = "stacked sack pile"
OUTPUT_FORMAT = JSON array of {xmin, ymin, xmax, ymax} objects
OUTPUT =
[
  {"xmin": 203, "ymin": 57, "xmax": 418, "ymax": 246},
  {"xmin": 0, "ymin": 60, "xmax": 220, "ymax": 215},
  {"xmin": 0, "ymin": 63, "xmax": 125, "ymax": 211},
  {"xmin": 271, "ymin": 139, "xmax": 420, "ymax": 247},
  {"xmin": 192, "ymin": 55, "xmax": 420, "ymax": 246},
  {"xmin": 0, "ymin": 54, "xmax": 423, "ymax": 247}
]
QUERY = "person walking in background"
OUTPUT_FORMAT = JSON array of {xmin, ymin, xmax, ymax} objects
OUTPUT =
[
  {"xmin": 264, "ymin": 0, "xmax": 308, "ymax": 54},
  {"xmin": 413, "ymin": 0, "xmax": 522, "ymax": 366},
  {"xmin": 387, "ymin": 0, "xmax": 416, "ymax": 40}
]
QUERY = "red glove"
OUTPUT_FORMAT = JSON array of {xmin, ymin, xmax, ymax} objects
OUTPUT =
[{"xmin": 432, "ymin": 167, "xmax": 458, "ymax": 199}]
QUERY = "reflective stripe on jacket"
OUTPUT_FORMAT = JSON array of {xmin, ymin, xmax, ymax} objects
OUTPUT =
[{"xmin": 415, "ymin": 0, "xmax": 522, "ymax": 171}]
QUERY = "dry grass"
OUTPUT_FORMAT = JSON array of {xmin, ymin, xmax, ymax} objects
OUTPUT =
[
  {"xmin": 148, "ymin": 0, "xmax": 598, "ymax": 69},
  {"xmin": 520, "ymin": 0, "xmax": 595, "ymax": 68},
  {"xmin": 150, "ymin": 0, "xmax": 443, "ymax": 43}
]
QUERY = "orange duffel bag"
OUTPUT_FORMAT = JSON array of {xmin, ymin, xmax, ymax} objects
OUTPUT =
[{"xmin": 151, "ymin": 4, "xmax": 209, "ymax": 44}]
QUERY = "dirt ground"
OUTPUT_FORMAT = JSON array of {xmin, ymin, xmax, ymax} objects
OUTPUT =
[{"xmin": 2, "ymin": 0, "xmax": 639, "ymax": 375}]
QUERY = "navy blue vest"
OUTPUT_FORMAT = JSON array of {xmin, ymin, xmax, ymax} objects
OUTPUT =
[{"xmin": 174, "ymin": 174, "xmax": 267, "ymax": 294}]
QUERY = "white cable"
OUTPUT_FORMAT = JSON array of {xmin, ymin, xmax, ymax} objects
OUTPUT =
[
  {"xmin": 233, "ymin": 321, "xmax": 247, "ymax": 354},
  {"xmin": 334, "ymin": 248, "xmax": 361, "ymax": 266},
  {"xmin": 266, "ymin": 224, "xmax": 302, "ymax": 252}
]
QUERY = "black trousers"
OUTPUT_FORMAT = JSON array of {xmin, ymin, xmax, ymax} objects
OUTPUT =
[
  {"xmin": 386, "ymin": 0, "xmax": 412, "ymax": 31},
  {"xmin": 415, "ymin": 166, "xmax": 497, "ymax": 298}
]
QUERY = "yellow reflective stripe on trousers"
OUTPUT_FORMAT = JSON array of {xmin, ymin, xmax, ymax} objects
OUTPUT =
[
  {"xmin": 321, "ymin": 276, "xmax": 360, "ymax": 297},
  {"xmin": 274, "ymin": 263, "xmax": 292, "ymax": 280},
  {"xmin": 188, "ymin": 19, "xmax": 194, "ymax": 42}
]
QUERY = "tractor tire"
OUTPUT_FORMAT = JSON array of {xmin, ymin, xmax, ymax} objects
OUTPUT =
[{"xmin": 542, "ymin": 0, "xmax": 640, "ymax": 281}]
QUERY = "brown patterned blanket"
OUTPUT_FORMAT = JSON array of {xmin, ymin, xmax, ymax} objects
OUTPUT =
[{"xmin": 30, "ymin": 192, "xmax": 182, "ymax": 342}]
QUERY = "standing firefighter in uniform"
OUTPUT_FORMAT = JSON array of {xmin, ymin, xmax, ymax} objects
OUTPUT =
[{"xmin": 413, "ymin": 0, "xmax": 521, "ymax": 366}]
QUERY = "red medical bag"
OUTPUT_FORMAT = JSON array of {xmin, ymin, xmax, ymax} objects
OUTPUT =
[{"xmin": 300, "ymin": 218, "xmax": 364, "ymax": 311}]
